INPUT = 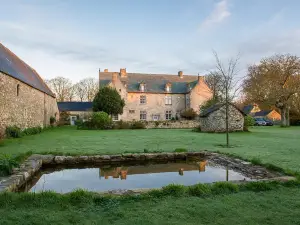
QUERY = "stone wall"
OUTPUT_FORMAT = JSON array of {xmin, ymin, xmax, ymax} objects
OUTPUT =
[
  {"xmin": 146, "ymin": 120, "xmax": 199, "ymax": 129},
  {"xmin": 0, "ymin": 72, "xmax": 59, "ymax": 137},
  {"xmin": 200, "ymin": 105, "xmax": 244, "ymax": 132}
]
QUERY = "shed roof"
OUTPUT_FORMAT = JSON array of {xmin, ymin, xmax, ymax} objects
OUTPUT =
[
  {"xmin": 200, "ymin": 103, "xmax": 246, "ymax": 118},
  {"xmin": 57, "ymin": 102, "xmax": 93, "ymax": 112},
  {"xmin": 242, "ymin": 105, "xmax": 254, "ymax": 115},
  {"xmin": 0, "ymin": 43, "xmax": 55, "ymax": 97}
]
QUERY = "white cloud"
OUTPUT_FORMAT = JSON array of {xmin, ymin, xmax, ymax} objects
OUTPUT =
[{"xmin": 200, "ymin": 0, "xmax": 231, "ymax": 30}]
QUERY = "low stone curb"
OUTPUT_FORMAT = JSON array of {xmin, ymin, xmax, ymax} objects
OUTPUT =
[{"xmin": 0, "ymin": 151, "xmax": 294, "ymax": 193}]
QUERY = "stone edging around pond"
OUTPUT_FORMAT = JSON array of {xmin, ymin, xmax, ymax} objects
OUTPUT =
[{"xmin": 0, "ymin": 151, "xmax": 295, "ymax": 193}]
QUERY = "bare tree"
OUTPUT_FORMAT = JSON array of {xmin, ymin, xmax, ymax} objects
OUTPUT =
[
  {"xmin": 73, "ymin": 78, "xmax": 98, "ymax": 102},
  {"xmin": 66, "ymin": 85, "xmax": 76, "ymax": 102},
  {"xmin": 213, "ymin": 51, "xmax": 241, "ymax": 147},
  {"xmin": 205, "ymin": 71, "xmax": 223, "ymax": 101},
  {"xmin": 74, "ymin": 81, "xmax": 87, "ymax": 102},
  {"xmin": 46, "ymin": 77, "xmax": 73, "ymax": 102},
  {"xmin": 85, "ymin": 78, "xmax": 98, "ymax": 101}
]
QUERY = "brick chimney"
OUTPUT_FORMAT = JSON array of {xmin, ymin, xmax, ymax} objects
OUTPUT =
[
  {"xmin": 178, "ymin": 71, "xmax": 183, "ymax": 78},
  {"xmin": 120, "ymin": 68, "xmax": 127, "ymax": 78},
  {"xmin": 112, "ymin": 72, "xmax": 118, "ymax": 84},
  {"xmin": 104, "ymin": 69, "xmax": 108, "ymax": 72},
  {"xmin": 198, "ymin": 74, "xmax": 204, "ymax": 83}
]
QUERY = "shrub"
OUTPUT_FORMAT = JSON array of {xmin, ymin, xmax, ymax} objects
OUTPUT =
[
  {"xmin": 192, "ymin": 126, "xmax": 201, "ymax": 132},
  {"xmin": 174, "ymin": 148, "xmax": 188, "ymax": 152},
  {"xmin": 22, "ymin": 127, "xmax": 42, "ymax": 136},
  {"xmin": 0, "ymin": 155, "xmax": 19, "ymax": 176},
  {"xmin": 130, "ymin": 121, "xmax": 145, "ymax": 129},
  {"xmin": 50, "ymin": 116, "xmax": 56, "ymax": 125},
  {"xmin": 5, "ymin": 126, "xmax": 22, "ymax": 138},
  {"xmin": 59, "ymin": 111, "xmax": 71, "ymax": 126},
  {"xmin": 180, "ymin": 108, "xmax": 197, "ymax": 120},
  {"xmin": 162, "ymin": 184, "xmax": 186, "ymax": 197},
  {"xmin": 90, "ymin": 112, "xmax": 112, "ymax": 129},
  {"xmin": 155, "ymin": 121, "xmax": 160, "ymax": 127},
  {"xmin": 75, "ymin": 119, "xmax": 83, "ymax": 127},
  {"xmin": 188, "ymin": 183, "xmax": 211, "ymax": 197},
  {"xmin": 113, "ymin": 120, "xmax": 131, "ymax": 129},
  {"xmin": 244, "ymin": 115, "xmax": 255, "ymax": 131}
]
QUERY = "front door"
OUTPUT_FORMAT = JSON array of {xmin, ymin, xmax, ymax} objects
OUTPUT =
[{"xmin": 70, "ymin": 116, "xmax": 77, "ymax": 126}]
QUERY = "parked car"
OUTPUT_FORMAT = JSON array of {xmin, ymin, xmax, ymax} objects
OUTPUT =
[
  {"xmin": 254, "ymin": 118, "xmax": 267, "ymax": 126},
  {"xmin": 263, "ymin": 119, "xmax": 274, "ymax": 126}
]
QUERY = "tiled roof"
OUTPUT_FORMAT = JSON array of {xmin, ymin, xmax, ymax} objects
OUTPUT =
[
  {"xmin": 242, "ymin": 105, "xmax": 254, "ymax": 114},
  {"xmin": 57, "ymin": 102, "xmax": 93, "ymax": 112},
  {"xmin": 99, "ymin": 72, "xmax": 201, "ymax": 94},
  {"xmin": 200, "ymin": 103, "xmax": 246, "ymax": 117},
  {"xmin": 254, "ymin": 110, "xmax": 272, "ymax": 117},
  {"xmin": 0, "ymin": 43, "xmax": 55, "ymax": 97}
]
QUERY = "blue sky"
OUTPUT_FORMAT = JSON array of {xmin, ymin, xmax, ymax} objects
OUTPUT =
[{"xmin": 1, "ymin": 0, "xmax": 300, "ymax": 82}]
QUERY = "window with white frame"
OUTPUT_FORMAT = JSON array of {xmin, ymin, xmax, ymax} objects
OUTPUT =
[
  {"xmin": 165, "ymin": 110, "xmax": 172, "ymax": 120},
  {"xmin": 140, "ymin": 111, "xmax": 147, "ymax": 120},
  {"xmin": 140, "ymin": 95, "xmax": 146, "ymax": 104},
  {"xmin": 140, "ymin": 84, "xmax": 145, "ymax": 92},
  {"xmin": 112, "ymin": 114, "xmax": 119, "ymax": 121},
  {"xmin": 165, "ymin": 96, "xmax": 172, "ymax": 105}
]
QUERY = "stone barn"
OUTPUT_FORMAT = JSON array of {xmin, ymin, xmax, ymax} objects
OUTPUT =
[
  {"xmin": 200, "ymin": 103, "xmax": 245, "ymax": 132},
  {"xmin": 0, "ymin": 43, "xmax": 59, "ymax": 137}
]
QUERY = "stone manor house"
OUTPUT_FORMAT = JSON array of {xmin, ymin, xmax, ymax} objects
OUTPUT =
[
  {"xmin": 99, "ymin": 68, "xmax": 213, "ymax": 121},
  {"xmin": 0, "ymin": 43, "xmax": 59, "ymax": 137}
]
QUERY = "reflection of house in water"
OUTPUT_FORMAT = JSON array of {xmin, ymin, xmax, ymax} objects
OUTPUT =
[{"xmin": 99, "ymin": 161, "xmax": 208, "ymax": 180}]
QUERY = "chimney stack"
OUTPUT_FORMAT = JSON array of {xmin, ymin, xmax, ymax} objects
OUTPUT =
[
  {"xmin": 198, "ymin": 74, "xmax": 204, "ymax": 83},
  {"xmin": 120, "ymin": 68, "xmax": 127, "ymax": 78},
  {"xmin": 104, "ymin": 69, "xmax": 108, "ymax": 72},
  {"xmin": 112, "ymin": 72, "xmax": 118, "ymax": 84},
  {"xmin": 178, "ymin": 71, "xmax": 183, "ymax": 78}
]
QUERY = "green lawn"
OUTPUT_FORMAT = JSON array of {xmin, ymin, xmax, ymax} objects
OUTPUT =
[
  {"xmin": 1, "ymin": 187, "xmax": 300, "ymax": 225},
  {"xmin": 1, "ymin": 126, "xmax": 300, "ymax": 225},
  {"xmin": 1, "ymin": 126, "xmax": 300, "ymax": 171}
]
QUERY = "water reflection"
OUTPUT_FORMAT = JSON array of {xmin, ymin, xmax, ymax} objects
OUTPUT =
[{"xmin": 21, "ymin": 160, "xmax": 250, "ymax": 193}]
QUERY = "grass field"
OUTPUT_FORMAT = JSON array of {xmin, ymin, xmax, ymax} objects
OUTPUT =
[
  {"xmin": 1, "ymin": 126, "xmax": 300, "ymax": 171},
  {"xmin": 1, "ymin": 126, "xmax": 300, "ymax": 225},
  {"xmin": 1, "ymin": 187, "xmax": 300, "ymax": 225}
]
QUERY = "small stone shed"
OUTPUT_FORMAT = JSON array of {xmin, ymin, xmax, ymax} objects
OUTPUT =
[
  {"xmin": 57, "ymin": 102, "xmax": 93, "ymax": 125},
  {"xmin": 200, "ymin": 103, "xmax": 245, "ymax": 132}
]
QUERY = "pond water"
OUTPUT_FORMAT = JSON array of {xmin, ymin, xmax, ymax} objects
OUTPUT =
[{"xmin": 21, "ymin": 161, "xmax": 251, "ymax": 193}]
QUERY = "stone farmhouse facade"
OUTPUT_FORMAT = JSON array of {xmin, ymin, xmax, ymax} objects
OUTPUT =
[
  {"xmin": 0, "ymin": 43, "xmax": 59, "ymax": 137},
  {"xmin": 200, "ymin": 103, "xmax": 245, "ymax": 132},
  {"xmin": 99, "ymin": 68, "xmax": 213, "ymax": 121}
]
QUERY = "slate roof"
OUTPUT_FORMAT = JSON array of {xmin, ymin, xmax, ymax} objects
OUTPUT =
[
  {"xmin": 57, "ymin": 102, "xmax": 93, "ymax": 112},
  {"xmin": 0, "ymin": 43, "xmax": 55, "ymax": 97},
  {"xmin": 242, "ymin": 105, "xmax": 254, "ymax": 114},
  {"xmin": 200, "ymin": 103, "xmax": 246, "ymax": 118},
  {"xmin": 99, "ymin": 72, "xmax": 201, "ymax": 94},
  {"xmin": 254, "ymin": 110, "xmax": 272, "ymax": 117}
]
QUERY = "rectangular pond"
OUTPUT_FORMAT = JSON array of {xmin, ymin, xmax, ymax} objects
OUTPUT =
[{"xmin": 20, "ymin": 160, "xmax": 252, "ymax": 193}]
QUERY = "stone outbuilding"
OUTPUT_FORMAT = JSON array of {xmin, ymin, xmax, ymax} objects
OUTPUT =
[
  {"xmin": 200, "ymin": 103, "xmax": 245, "ymax": 132},
  {"xmin": 0, "ymin": 43, "xmax": 59, "ymax": 137},
  {"xmin": 57, "ymin": 102, "xmax": 93, "ymax": 125}
]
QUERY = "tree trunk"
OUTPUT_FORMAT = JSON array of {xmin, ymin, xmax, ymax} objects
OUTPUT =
[
  {"xmin": 225, "ymin": 85, "xmax": 229, "ymax": 147},
  {"xmin": 286, "ymin": 107, "xmax": 290, "ymax": 126},
  {"xmin": 280, "ymin": 107, "xmax": 287, "ymax": 127}
]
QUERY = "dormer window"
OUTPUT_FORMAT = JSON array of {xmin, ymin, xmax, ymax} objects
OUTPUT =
[
  {"xmin": 140, "ymin": 83, "xmax": 145, "ymax": 92},
  {"xmin": 165, "ymin": 83, "xmax": 171, "ymax": 92}
]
